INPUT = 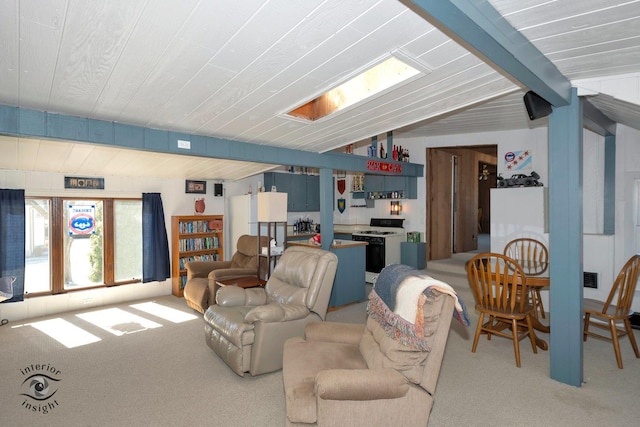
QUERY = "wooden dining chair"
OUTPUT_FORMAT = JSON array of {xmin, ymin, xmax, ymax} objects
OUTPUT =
[
  {"xmin": 503, "ymin": 238, "xmax": 549, "ymax": 318},
  {"xmin": 467, "ymin": 253, "xmax": 538, "ymax": 367},
  {"xmin": 583, "ymin": 254, "xmax": 640, "ymax": 369}
]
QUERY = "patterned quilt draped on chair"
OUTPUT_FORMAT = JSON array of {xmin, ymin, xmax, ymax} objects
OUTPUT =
[{"xmin": 368, "ymin": 264, "xmax": 470, "ymax": 351}]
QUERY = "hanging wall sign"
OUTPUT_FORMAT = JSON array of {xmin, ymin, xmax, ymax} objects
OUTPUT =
[
  {"xmin": 504, "ymin": 150, "xmax": 532, "ymax": 171},
  {"xmin": 68, "ymin": 204, "xmax": 96, "ymax": 236},
  {"xmin": 337, "ymin": 179, "xmax": 346, "ymax": 195},
  {"xmin": 64, "ymin": 176, "xmax": 104, "ymax": 189},
  {"xmin": 337, "ymin": 199, "xmax": 346, "ymax": 214},
  {"xmin": 366, "ymin": 160, "xmax": 402, "ymax": 173}
]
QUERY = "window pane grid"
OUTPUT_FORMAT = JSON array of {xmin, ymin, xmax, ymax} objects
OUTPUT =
[
  {"xmin": 24, "ymin": 199, "xmax": 51, "ymax": 294},
  {"xmin": 24, "ymin": 197, "xmax": 142, "ymax": 297}
]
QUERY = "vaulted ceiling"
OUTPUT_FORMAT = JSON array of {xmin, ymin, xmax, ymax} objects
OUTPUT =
[{"xmin": 1, "ymin": 0, "xmax": 639, "ymax": 180}]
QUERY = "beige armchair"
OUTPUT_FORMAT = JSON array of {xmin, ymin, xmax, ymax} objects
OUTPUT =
[
  {"xmin": 203, "ymin": 246, "xmax": 338, "ymax": 376},
  {"xmin": 282, "ymin": 265, "xmax": 464, "ymax": 426},
  {"xmin": 183, "ymin": 234, "xmax": 269, "ymax": 313}
]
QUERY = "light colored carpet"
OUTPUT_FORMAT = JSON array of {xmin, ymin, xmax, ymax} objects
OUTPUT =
[{"xmin": 1, "ymin": 254, "xmax": 638, "ymax": 426}]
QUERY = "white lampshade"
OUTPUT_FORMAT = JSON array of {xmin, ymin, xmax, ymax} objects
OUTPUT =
[{"xmin": 257, "ymin": 192, "xmax": 288, "ymax": 222}]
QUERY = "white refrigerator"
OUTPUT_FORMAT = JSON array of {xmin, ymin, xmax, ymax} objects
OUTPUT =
[{"xmin": 226, "ymin": 194, "xmax": 258, "ymax": 256}]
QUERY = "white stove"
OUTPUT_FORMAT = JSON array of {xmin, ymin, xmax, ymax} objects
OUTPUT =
[{"xmin": 352, "ymin": 218, "xmax": 405, "ymax": 284}]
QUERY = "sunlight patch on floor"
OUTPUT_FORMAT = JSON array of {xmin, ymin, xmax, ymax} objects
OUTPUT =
[
  {"xmin": 76, "ymin": 308, "xmax": 162, "ymax": 336},
  {"xmin": 20, "ymin": 302, "xmax": 195, "ymax": 348},
  {"xmin": 130, "ymin": 301, "xmax": 198, "ymax": 323},
  {"xmin": 29, "ymin": 318, "xmax": 101, "ymax": 348}
]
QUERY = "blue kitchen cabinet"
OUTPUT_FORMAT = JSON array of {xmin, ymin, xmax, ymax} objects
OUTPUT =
[{"xmin": 264, "ymin": 172, "xmax": 321, "ymax": 212}]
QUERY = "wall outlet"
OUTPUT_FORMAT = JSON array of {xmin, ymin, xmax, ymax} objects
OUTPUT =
[{"xmin": 177, "ymin": 139, "xmax": 191, "ymax": 149}]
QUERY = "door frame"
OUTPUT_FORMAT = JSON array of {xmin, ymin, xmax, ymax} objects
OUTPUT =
[{"xmin": 426, "ymin": 145, "xmax": 498, "ymax": 260}]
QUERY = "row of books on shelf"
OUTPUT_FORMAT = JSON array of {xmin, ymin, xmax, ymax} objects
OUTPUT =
[
  {"xmin": 178, "ymin": 220, "xmax": 220, "ymax": 234},
  {"xmin": 179, "ymin": 236, "xmax": 220, "ymax": 252},
  {"xmin": 178, "ymin": 253, "xmax": 220, "ymax": 270}
]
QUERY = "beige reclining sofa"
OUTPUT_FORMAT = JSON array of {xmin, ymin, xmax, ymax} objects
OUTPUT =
[{"xmin": 282, "ymin": 264, "xmax": 467, "ymax": 426}]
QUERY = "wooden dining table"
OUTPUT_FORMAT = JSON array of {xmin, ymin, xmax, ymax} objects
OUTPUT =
[
  {"xmin": 514, "ymin": 262, "xmax": 550, "ymax": 350},
  {"xmin": 486, "ymin": 266, "xmax": 550, "ymax": 350}
]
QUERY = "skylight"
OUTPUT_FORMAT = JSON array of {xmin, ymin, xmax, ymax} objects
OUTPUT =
[{"xmin": 286, "ymin": 55, "xmax": 422, "ymax": 122}]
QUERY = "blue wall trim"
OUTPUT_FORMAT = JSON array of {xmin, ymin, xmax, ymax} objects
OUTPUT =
[
  {"xmin": 603, "ymin": 135, "xmax": 616, "ymax": 235},
  {"xmin": 0, "ymin": 104, "xmax": 423, "ymax": 177}
]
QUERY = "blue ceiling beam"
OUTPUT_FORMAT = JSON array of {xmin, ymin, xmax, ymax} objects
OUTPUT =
[
  {"xmin": 0, "ymin": 104, "xmax": 423, "ymax": 177},
  {"xmin": 582, "ymin": 99, "xmax": 616, "ymax": 137},
  {"xmin": 401, "ymin": 0, "xmax": 572, "ymax": 107}
]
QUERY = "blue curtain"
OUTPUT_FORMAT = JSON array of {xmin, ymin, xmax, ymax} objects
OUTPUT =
[
  {"xmin": 142, "ymin": 193, "xmax": 170, "ymax": 283},
  {"xmin": 0, "ymin": 189, "xmax": 25, "ymax": 303}
]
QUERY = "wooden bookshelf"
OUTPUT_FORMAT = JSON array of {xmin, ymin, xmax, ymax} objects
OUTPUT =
[{"xmin": 171, "ymin": 215, "xmax": 224, "ymax": 297}]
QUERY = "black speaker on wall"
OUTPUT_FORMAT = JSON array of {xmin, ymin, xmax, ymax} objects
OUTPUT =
[
  {"xmin": 523, "ymin": 90, "xmax": 552, "ymax": 121},
  {"xmin": 214, "ymin": 183, "xmax": 223, "ymax": 197}
]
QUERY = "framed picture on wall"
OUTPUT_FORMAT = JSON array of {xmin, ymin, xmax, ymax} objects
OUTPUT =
[{"xmin": 185, "ymin": 180, "xmax": 206, "ymax": 194}]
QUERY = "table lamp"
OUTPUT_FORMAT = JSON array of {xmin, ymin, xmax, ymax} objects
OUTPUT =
[{"xmin": 257, "ymin": 192, "xmax": 288, "ymax": 222}]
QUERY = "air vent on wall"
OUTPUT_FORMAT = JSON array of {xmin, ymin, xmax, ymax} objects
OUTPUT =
[{"xmin": 583, "ymin": 271, "xmax": 598, "ymax": 289}]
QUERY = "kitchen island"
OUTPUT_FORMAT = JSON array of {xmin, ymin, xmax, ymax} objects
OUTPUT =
[{"xmin": 287, "ymin": 239, "xmax": 367, "ymax": 308}]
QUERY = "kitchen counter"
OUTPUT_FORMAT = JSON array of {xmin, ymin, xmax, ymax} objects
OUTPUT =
[
  {"xmin": 287, "ymin": 238, "xmax": 366, "ymax": 308},
  {"xmin": 288, "ymin": 231, "xmax": 317, "ymax": 240},
  {"xmin": 287, "ymin": 238, "xmax": 367, "ymax": 249},
  {"xmin": 333, "ymin": 224, "xmax": 371, "ymax": 234}
]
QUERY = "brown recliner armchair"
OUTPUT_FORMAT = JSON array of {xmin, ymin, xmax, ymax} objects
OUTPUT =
[
  {"xmin": 282, "ymin": 265, "xmax": 466, "ymax": 426},
  {"xmin": 203, "ymin": 246, "xmax": 338, "ymax": 376},
  {"xmin": 183, "ymin": 234, "xmax": 268, "ymax": 314}
]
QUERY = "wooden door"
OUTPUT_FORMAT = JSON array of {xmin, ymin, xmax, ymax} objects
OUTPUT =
[{"xmin": 427, "ymin": 149, "xmax": 453, "ymax": 260}]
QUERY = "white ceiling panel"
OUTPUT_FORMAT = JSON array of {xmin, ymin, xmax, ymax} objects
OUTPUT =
[
  {"xmin": 0, "ymin": 136, "xmax": 18, "ymax": 169},
  {"xmin": 0, "ymin": 0, "xmax": 18, "ymax": 104},
  {"xmin": 17, "ymin": 138, "xmax": 41, "ymax": 171},
  {"xmin": 1, "ymin": 0, "xmax": 640, "ymax": 181}
]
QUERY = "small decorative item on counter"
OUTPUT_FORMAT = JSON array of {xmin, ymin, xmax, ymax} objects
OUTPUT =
[
  {"xmin": 261, "ymin": 238, "xmax": 284, "ymax": 255},
  {"xmin": 194, "ymin": 198, "xmax": 205, "ymax": 214},
  {"xmin": 309, "ymin": 234, "xmax": 321, "ymax": 246},
  {"xmin": 407, "ymin": 231, "xmax": 422, "ymax": 243}
]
